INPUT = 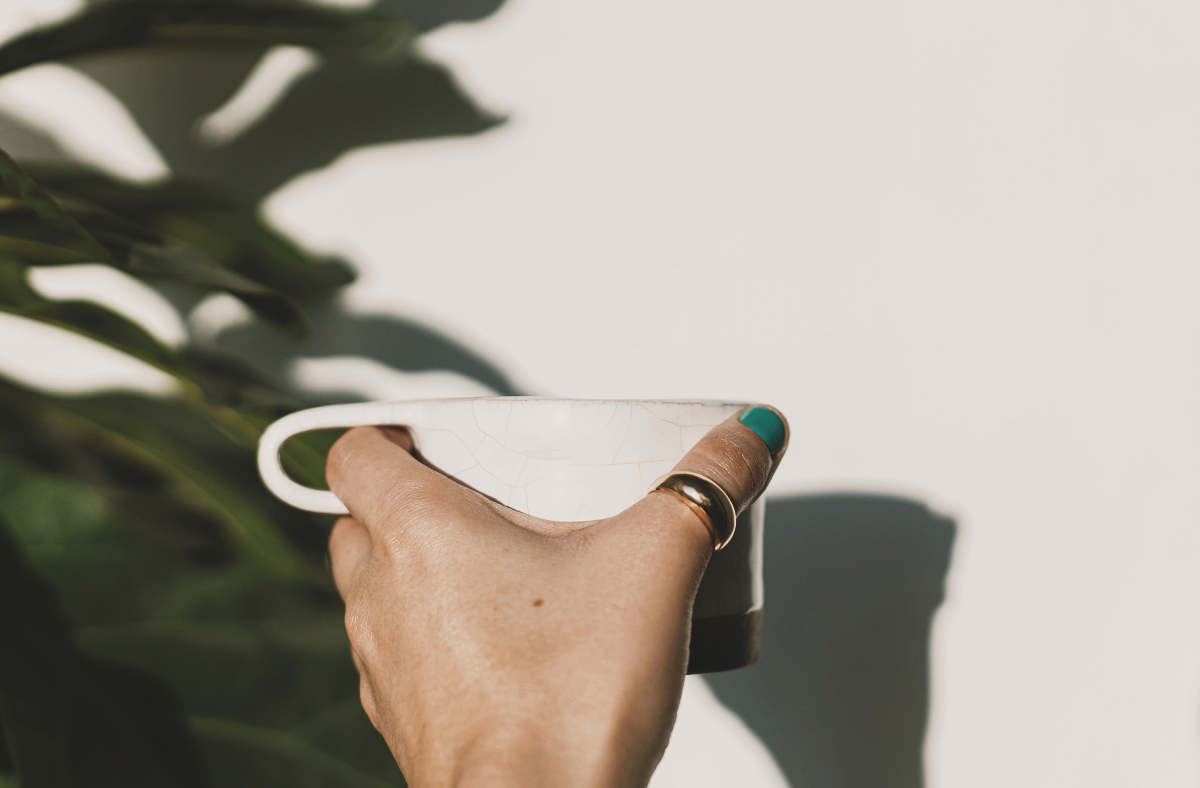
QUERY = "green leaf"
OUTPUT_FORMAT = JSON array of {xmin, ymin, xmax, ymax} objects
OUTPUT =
[
  {"xmin": 0, "ymin": 255, "xmax": 39, "ymax": 306},
  {"xmin": 125, "ymin": 234, "xmax": 308, "ymax": 339},
  {"xmin": 0, "ymin": 256, "xmax": 187, "ymax": 376},
  {"xmin": 0, "ymin": 454, "xmax": 223, "ymax": 624},
  {"xmin": 0, "ymin": 519, "xmax": 74, "ymax": 787},
  {"xmin": 0, "ymin": 0, "xmax": 415, "ymax": 79},
  {"xmin": 7, "ymin": 300, "xmax": 184, "ymax": 372},
  {"xmin": 179, "ymin": 348, "xmax": 306, "ymax": 412},
  {"xmin": 29, "ymin": 169, "xmax": 355, "ymax": 299},
  {"xmin": 0, "ymin": 517, "xmax": 208, "ymax": 788},
  {"xmin": 113, "ymin": 430, "xmax": 307, "ymax": 578},
  {"xmin": 0, "ymin": 149, "xmax": 108, "ymax": 264},
  {"xmin": 70, "ymin": 207, "xmax": 310, "ymax": 339},
  {"xmin": 0, "ymin": 153, "xmax": 308, "ymax": 338},
  {"xmin": 0, "ymin": 257, "xmax": 310, "ymax": 429},
  {"xmin": 193, "ymin": 717, "xmax": 401, "ymax": 788},
  {"xmin": 78, "ymin": 617, "xmax": 355, "ymax": 733},
  {"xmin": 0, "ymin": 381, "xmax": 320, "ymax": 582},
  {"xmin": 0, "ymin": 461, "xmax": 400, "ymax": 783}
]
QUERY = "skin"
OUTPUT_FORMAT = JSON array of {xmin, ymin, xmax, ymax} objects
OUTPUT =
[{"xmin": 326, "ymin": 408, "xmax": 789, "ymax": 788}]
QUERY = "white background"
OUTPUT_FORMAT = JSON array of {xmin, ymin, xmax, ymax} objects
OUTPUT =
[{"xmin": 0, "ymin": 0, "xmax": 1198, "ymax": 785}]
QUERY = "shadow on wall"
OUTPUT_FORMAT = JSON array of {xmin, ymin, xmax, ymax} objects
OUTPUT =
[
  {"xmin": 0, "ymin": 0, "xmax": 515, "ymax": 399},
  {"xmin": 706, "ymin": 494, "xmax": 956, "ymax": 788},
  {"xmin": 63, "ymin": 0, "xmax": 506, "ymax": 202},
  {"xmin": 75, "ymin": 50, "xmax": 501, "ymax": 202},
  {"xmin": 213, "ymin": 294, "xmax": 522, "ymax": 399}
]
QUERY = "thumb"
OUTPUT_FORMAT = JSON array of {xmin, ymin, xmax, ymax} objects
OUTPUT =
[
  {"xmin": 668, "ymin": 405, "xmax": 789, "ymax": 518},
  {"xmin": 612, "ymin": 405, "xmax": 789, "ymax": 553}
]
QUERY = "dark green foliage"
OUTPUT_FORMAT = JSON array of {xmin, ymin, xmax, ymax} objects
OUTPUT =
[
  {"xmin": 0, "ymin": 152, "xmax": 311, "ymax": 339},
  {"xmin": 0, "ymin": 453, "xmax": 404, "ymax": 787},
  {"xmin": 0, "ymin": 164, "xmax": 405, "ymax": 779},
  {"xmin": 0, "ymin": 0, "xmax": 505, "ymax": 784},
  {"xmin": 0, "ymin": 513, "xmax": 208, "ymax": 788},
  {"xmin": 27, "ymin": 170, "xmax": 356, "ymax": 300}
]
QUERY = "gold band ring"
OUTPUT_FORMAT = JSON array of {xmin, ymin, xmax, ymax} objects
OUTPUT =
[{"xmin": 648, "ymin": 472, "xmax": 737, "ymax": 551}]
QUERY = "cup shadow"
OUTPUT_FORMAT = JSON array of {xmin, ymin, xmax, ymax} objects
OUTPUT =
[{"xmin": 704, "ymin": 493, "xmax": 956, "ymax": 788}]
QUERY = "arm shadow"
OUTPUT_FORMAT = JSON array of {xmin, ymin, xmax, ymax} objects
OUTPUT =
[{"xmin": 705, "ymin": 493, "xmax": 956, "ymax": 788}]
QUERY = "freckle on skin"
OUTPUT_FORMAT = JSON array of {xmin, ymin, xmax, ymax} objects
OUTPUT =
[{"xmin": 532, "ymin": 599, "xmax": 544, "ymax": 607}]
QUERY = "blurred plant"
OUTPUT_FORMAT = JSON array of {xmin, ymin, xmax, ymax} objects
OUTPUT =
[{"xmin": 0, "ymin": 1, "xmax": 506, "ymax": 785}]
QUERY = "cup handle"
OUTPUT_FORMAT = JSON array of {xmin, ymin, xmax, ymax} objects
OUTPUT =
[{"xmin": 257, "ymin": 402, "xmax": 399, "ymax": 514}]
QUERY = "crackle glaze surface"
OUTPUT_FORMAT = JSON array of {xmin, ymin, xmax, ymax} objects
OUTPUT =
[{"xmin": 259, "ymin": 398, "xmax": 763, "ymax": 618}]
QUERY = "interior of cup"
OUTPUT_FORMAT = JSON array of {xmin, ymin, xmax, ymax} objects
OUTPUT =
[
  {"xmin": 457, "ymin": 397, "xmax": 747, "ymax": 451},
  {"xmin": 398, "ymin": 398, "xmax": 750, "ymax": 521}
]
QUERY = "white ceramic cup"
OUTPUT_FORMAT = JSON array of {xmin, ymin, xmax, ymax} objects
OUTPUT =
[{"xmin": 258, "ymin": 397, "xmax": 764, "ymax": 673}]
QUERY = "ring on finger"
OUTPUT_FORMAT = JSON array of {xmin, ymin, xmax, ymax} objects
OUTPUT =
[{"xmin": 647, "ymin": 472, "xmax": 737, "ymax": 551}]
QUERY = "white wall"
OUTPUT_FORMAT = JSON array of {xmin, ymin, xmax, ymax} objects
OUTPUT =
[{"xmin": 1, "ymin": 0, "xmax": 1198, "ymax": 785}]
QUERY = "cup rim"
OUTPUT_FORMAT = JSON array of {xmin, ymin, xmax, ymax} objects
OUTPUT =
[{"xmin": 365, "ymin": 396, "xmax": 754, "ymax": 407}]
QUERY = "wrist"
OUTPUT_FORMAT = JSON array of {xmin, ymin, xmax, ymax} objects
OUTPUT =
[
  {"xmin": 450, "ymin": 727, "xmax": 593, "ymax": 788},
  {"xmin": 447, "ymin": 708, "xmax": 658, "ymax": 788}
]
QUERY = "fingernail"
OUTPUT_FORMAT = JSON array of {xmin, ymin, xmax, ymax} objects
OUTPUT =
[{"xmin": 738, "ymin": 407, "xmax": 786, "ymax": 456}]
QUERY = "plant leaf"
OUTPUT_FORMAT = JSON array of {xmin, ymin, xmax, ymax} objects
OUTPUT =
[
  {"xmin": 0, "ymin": 381, "xmax": 320, "ymax": 581},
  {"xmin": 30, "ymin": 168, "xmax": 356, "ymax": 299},
  {"xmin": 122, "ymin": 235, "xmax": 308, "ymax": 339},
  {"xmin": 0, "ymin": 151, "xmax": 308, "ymax": 337},
  {"xmin": 193, "ymin": 717, "xmax": 399, "ymax": 788},
  {"xmin": 0, "ymin": 149, "xmax": 108, "ymax": 264},
  {"xmin": 69, "ymin": 207, "xmax": 310, "ymax": 339},
  {"xmin": 7, "ymin": 300, "xmax": 184, "ymax": 373},
  {"xmin": 0, "ymin": 461, "xmax": 399, "ymax": 782},
  {"xmin": 0, "ymin": 0, "xmax": 415, "ymax": 79},
  {"xmin": 0, "ymin": 256, "xmax": 187, "ymax": 376},
  {"xmin": 0, "ymin": 255, "xmax": 39, "ymax": 306},
  {"xmin": 0, "ymin": 517, "xmax": 208, "ymax": 788}
]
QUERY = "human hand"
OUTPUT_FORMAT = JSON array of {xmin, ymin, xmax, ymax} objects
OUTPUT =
[{"xmin": 326, "ymin": 407, "xmax": 788, "ymax": 788}]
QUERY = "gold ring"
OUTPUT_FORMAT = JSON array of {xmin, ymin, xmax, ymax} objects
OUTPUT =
[{"xmin": 648, "ymin": 472, "xmax": 737, "ymax": 551}]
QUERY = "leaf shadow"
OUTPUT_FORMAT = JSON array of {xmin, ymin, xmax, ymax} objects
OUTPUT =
[
  {"xmin": 705, "ymin": 493, "xmax": 957, "ymax": 788},
  {"xmin": 376, "ymin": 0, "xmax": 508, "ymax": 33},
  {"xmin": 213, "ymin": 294, "xmax": 521, "ymax": 399},
  {"xmin": 72, "ymin": 47, "xmax": 501, "ymax": 202},
  {"xmin": 0, "ymin": 108, "xmax": 72, "ymax": 163}
]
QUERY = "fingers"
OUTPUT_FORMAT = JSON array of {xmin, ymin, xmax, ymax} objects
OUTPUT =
[
  {"xmin": 326, "ymin": 425, "xmax": 440, "ymax": 531},
  {"xmin": 609, "ymin": 406, "xmax": 789, "ymax": 557},
  {"xmin": 329, "ymin": 515, "xmax": 371, "ymax": 599},
  {"xmin": 668, "ymin": 405, "xmax": 789, "ymax": 516}
]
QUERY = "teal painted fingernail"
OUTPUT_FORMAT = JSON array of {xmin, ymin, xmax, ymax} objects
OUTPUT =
[{"xmin": 738, "ymin": 407, "xmax": 786, "ymax": 455}]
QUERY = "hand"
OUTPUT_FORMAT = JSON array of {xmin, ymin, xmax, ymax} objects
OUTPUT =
[{"xmin": 326, "ymin": 407, "xmax": 788, "ymax": 788}]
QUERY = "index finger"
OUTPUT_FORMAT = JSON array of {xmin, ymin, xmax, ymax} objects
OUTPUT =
[{"xmin": 325, "ymin": 426, "xmax": 441, "ymax": 533}]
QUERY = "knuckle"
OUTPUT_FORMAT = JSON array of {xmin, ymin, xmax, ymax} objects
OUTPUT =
[
  {"xmin": 705, "ymin": 427, "xmax": 770, "ymax": 501},
  {"xmin": 374, "ymin": 480, "xmax": 431, "ymax": 537},
  {"xmin": 344, "ymin": 605, "xmax": 380, "ymax": 663},
  {"xmin": 325, "ymin": 429, "xmax": 361, "ymax": 487},
  {"xmin": 358, "ymin": 674, "xmax": 379, "ymax": 722},
  {"xmin": 328, "ymin": 516, "xmax": 354, "ymax": 549}
]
